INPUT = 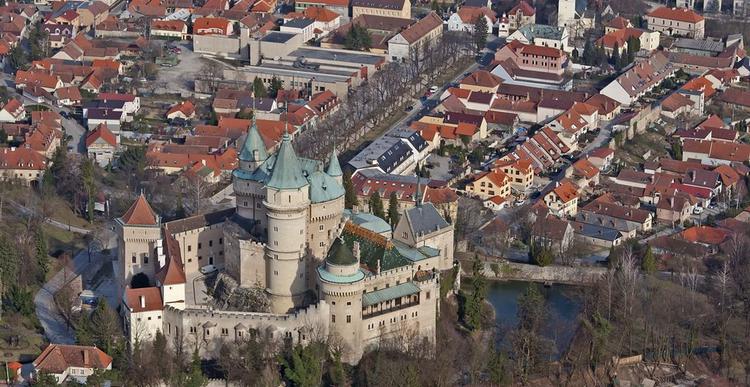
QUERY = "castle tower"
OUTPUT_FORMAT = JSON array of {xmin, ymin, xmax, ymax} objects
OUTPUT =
[
  {"xmin": 557, "ymin": 0, "xmax": 575, "ymax": 27},
  {"xmin": 156, "ymin": 227, "xmax": 187, "ymax": 310},
  {"xmin": 117, "ymin": 194, "xmax": 162, "ymax": 289},
  {"xmin": 317, "ymin": 238, "xmax": 365, "ymax": 363},
  {"xmin": 234, "ymin": 120, "xmax": 269, "ymax": 224},
  {"xmin": 326, "ymin": 148, "xmax": 343, "ymax": 186},
  {"xmin": 263, "ymin": 133, "xmax": 311, "ymax": 313}
]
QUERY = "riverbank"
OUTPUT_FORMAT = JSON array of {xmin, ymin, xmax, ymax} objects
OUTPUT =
[{"xmin": 467, "ymin": 261, "xmax": 606, "ymax": 286}]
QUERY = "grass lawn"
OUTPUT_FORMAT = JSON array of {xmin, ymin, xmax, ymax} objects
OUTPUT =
[{"xmin": 44, "ymin": 224, "xmax": 85, "ymax": 257}]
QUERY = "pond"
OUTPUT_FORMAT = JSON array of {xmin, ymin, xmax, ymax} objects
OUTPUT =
[{"xmin": 486, "ymin": 281, "xmax": 583, "ymax": 360}]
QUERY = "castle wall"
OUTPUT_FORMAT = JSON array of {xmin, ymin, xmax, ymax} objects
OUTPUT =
[
  {"xmin": 171, "ymin": 225, "xmax": 226, "ymax": 276},
  {"xmin": 124, "ymin": 308, "xmax": 164, "ymax": 344},
  {"xmin": 161, "ymin": 302, "xmax": 330, "ymax": 358},
  {"xmin": 224, "ymin": 228, "xmax": 266, "ymax": 288},
  {"xmin": 234, "ymin": 178, "xmax": 268, "ymax": 230}
]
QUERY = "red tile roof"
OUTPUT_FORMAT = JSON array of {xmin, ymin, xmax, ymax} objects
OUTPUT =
[
  {"xmin": 157, "ymin": 228, "xmax": 187, "ymax": 285},
  {"xmin": 34, "ymin": 344, "xmax": 112, "ymax": 374},
  {"xmin": 151, "ymin": 19, "xmax": 186, "ymax": 31},
  {"xmin": 85, "ymin": 123, "xmax": 117, "ymax": 147},
  {"xmin": 166, "ymin": 100, "xmax": 195, "ymax": 118},
  {"xmin": 509, "ymin": 1, "xmax": 534, "ymax": 16},
  {"xmin": 460, "ymin": 69, "xmax": 502, "ymax": 88},
  {"xmin": 124, "ymin": 286, "xmax": 163, "ymax": 312},
  {"xmin": 647, "ymin": 7, "xmax": 704, "ymax": 23},
  {"xmin": 680, "ymin": 226, "xmax": 729, "ymax": 245},
  {"xmin": 572, "ymin": 158, "xmax": 599, "ymax": 179},
  {"xmin": 120, "ymin": 194, "xmax": 158, "ymax": 225},
  {"xmin": 193, "ymin": 17, "xmax": 231, "ymax": 35}
]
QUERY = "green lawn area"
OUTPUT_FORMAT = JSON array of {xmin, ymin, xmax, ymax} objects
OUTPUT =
[{"xmin": 43, "ymin": 224, "xmax": 85, "ymax": 257}]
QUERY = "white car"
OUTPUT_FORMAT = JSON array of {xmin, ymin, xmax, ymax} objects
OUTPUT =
[
  {"xmin": 200, "ymin": 264, "xmax": 217, "ymax": 275},
  {"xmin": 429, "ymin": 85, "xmax": 439, "ymax": 93},
  {"xmin": 692, "ymin": 206, "xmax": 703, "ymax": 215}
]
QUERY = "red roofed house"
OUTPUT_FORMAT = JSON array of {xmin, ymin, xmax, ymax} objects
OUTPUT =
[
  {"xmin": 682, "ymin": 139, "xmax": 750, "ymax": 166},
  {"xmin": 193, "ymin": 17, "xmax": 233, "ymax": 36},
  {"xmin": 55, "ymin": 86, "xmax": 83, "ymax": 107},
  {"xmin": 86, "ymin": 123, "xmax": 118, "ymax": 166},
  {"xmin": 507, "ymin": 1, "xmax": 535, "ymax": 30},
  {"xmin": 33, "ymin": 344, "xmax": 113, "ymax": 384},
  {"xmin": 587, "ymin": 147, "xmax": 615, "ymax": 170},
  {"xmin": 680, "ymin": 225, "xmax": 730, "ymax": 252},
  {"xmin": 495, "ymin": 158, "xmax": 534, "ymax": 193},
  {"xmin": 166, "ymin": 100, "xmax": 196, "ymax": 121},
  {"xmin": 0, "ymin": 98, "xmax": 25, "ymax": 123},
  {"xmin": 448, "ymin": 6, "xmax": 496, "ymax": 34},
  {"xmin": 646, "ymin": 7, "xmax": 704, "ymax": 39},
  {"xmin": 466, "ymin": 169, "xmax": 512, "ymax": 200},
  {"xmin": 494, "ymin": 40, "xmax": 567, "ymax": 75},
  {"xmin": 567, "ymin": 158, "xmax": 600, "ymax": 187},
  {"xmin": 0, "ymin": 146, "xmax": 46, "ymax": 185},
  {"xmin": 459, "ymin": 70, "xmax": 502, "ymax": 93},
  {"xmin": 122, "ymin": 286, "xmax": 163, "ymax": 343},
  {"xmin": 150, "ymin": 19, "xmax": 188, "ymax": 40},
  {"xmin": 543, "ymin": 180, "xmax": 579, "ymax": 218}
]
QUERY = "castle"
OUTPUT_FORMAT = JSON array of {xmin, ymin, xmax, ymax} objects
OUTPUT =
[{"xmin": 115, "ymin": 120, "xmax": 455, "ymax": 363}]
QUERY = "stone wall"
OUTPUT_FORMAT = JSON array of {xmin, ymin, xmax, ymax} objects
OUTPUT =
[{"xmin": 482, "ymin": 261, "xmax": 606, "ymax": 285}]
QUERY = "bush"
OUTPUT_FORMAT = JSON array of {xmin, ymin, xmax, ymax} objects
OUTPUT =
[{"xmin": 490, "ymin": 263, "xmax": 500, "ymax": 277}]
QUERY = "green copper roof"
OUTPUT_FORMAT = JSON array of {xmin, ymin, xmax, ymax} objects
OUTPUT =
[
  {"xmin": 362, "ymin": 282, "xmax": 421, "ymax": 307},
  {"xmin": 266, "ymin": 133, "xmax": 308, "ymax": 190},
  {"xmin": 340, "ymin": 228, "xmax": 410, "ymax": 272},
  {"xmin": 344, "ymin": 210, "xmax": 391, "ymax": 234},
  {"xmin": 326, "ymin": 237, "xmax": 358, "ymax": 265},
  {"xmin": 309, "ymin": 171, "xmax": 345, "ymax": 203},
  {"xmin": 239, "ymin": 121, "xmax": 267, "ymax": 162},
  {"xmin": 326, "ymin": 149, "xmax": 342, "ymax": 177},
  {"xmin": 317, "ymin": 265, "xmax": 365, "ymax": 284}
]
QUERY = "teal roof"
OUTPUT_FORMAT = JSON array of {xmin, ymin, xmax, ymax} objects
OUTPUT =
[
  {"xmin": 239, "ymin": 121, "xmax": 268, "ymax": 162},
  {"xmin": 266, "ymin": 133, "xmax": 308, "ymax": 190},
  {"xmin": 344, "ymin": 210, "xmax": 391, "ymax": 234},
  {"xmin": 326, "ymin": 237, "xmax": 357, "ymax": 265},
  {"xmin": 326, "ymin": 149, "xmax": 342, "ymax": 177},
  {"xmin": 309, "ymin": 170, "xmax": 345, "ymax": 203},
  {"xmin": 317, "ymin": 265, "xmax": 365, "ymax": 284},
  {"xmin": 392, "ymin": 240, "xmax": 440, "ymax": 262},
  {"xmin": 362, "ymin": 282, "xmax": 421, "ymax": 307}
]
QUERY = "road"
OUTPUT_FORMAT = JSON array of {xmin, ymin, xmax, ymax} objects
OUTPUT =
[{"xmin": 8, "ymin": 199, "xmax": 91, "ymax": 234}]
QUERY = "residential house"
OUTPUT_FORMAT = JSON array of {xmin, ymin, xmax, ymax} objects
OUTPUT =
[
  {"xmin": 280, "ymin": 18, "xmax": 315, "ymax": 42},
  {"xmin": 531, "ymin": 215, "xmax": 574, "ymax": 254},
  {"xmin": 580, "ymin": 198, "xmax": 653, "ymax": 232},
  {"xmin": 492, "ymin": 40, "xmax": 571, "ymax": 90},
  {"xmin": 193, "ymin": 17, "xmax": 233, "ymax": 36},
  {"xmin": 682, "ymin": 139, "xmax": 750, "ymax": 165},
  {"xmin": 484, "ymin": 195, "xmax": 509, "ymax": 211},
  {"xmin": 600, "ymin": 52, "xmax": 675, "ymax": 105},
  {"xmin": 33, "ymin": 344, "xmax": 113, "ymax": 385},
  {"xmin": 86, "ymin": 123, "xmax": 118, "ymax": 167},
  {"xmin": 294, "ymin": 0, "xmax": 349, "ymax": 22},
  {"xmin": 86, "ymin": 108, "xmax": 124, "ymax": 131},
  {"xmin": 347, "ymin": 129, "xmax": 429, "ymax": 175},
  {"xmin": 585, "ymin": 94, "xmax": 621, "ymax": 123},
  {"xmin": 447, "ymin": 7, "xmax": 496, "ymax": 34},
  {"xmin": 587, "ymin": 147, "xmax": 615, "ymax": 170},
  {"xmin": 507, "ymin": 1, "xmax": 535, "ymax": 30},
  {"xmin": 150, "ymin": 20, "xmax": 188, "ymax": 40},
  {"xmin": 542, "ymin": 181, "xmax": 578, "ymax": 217},
  {"xmin": 0, "ymin": 146, "xmax": 46, "ymax": 185},
  {"xmin": 603, "ymin": 15, "xmax": 632, "ymax": 33},
  {"xmin": 166, "ymin": 101, "xmax": 196, "ymax": 121},
  {"xmin": 55, "ymin": 86, "xmax": 82, "ymax": 107},
  {"xmin": 646, "ymin": 7, "xmax": 704, "ymax": 39},
  {"xmin": 351, "ymin": 0, "xmax": 410, "ymax": 19},
  {"xmin": 596, "ymin": 27, "xmax": 660, "ymax": 54},
  {"xmin": 571, "ymin": 220, "xmax": 625, "ymax": 248},
  {"xmin": 656, "ymin": 191, "xmax": 694, "ymax": 225},
  {"xmin": 0, "ymin": 99, "xmax": 25, "ymax": 123},
  {"xmin": 465, "ymin": 169, "xmax": 511, "ymax": 200},
  {"xmin": 459, "ymin": 70, "xmax": 502, "ymax": 93},
  {"xmin": 495, "ymin": 158, "xmax": 534, "ymax": 193},
  {"xmin": 387, "ymin": 12, "xmax": 442, "ymax": 62},
  {"xmin": 567, "ymin": 158, "xmax": 600, "ymax": 187}
]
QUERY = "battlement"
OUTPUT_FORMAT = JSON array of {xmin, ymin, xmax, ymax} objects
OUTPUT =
[{"xmin": 164, "ymin": 300, "xmax": 329, "ymax": 322}]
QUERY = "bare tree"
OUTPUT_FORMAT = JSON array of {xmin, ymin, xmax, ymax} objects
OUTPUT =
[{"xmin": 198, "ymin": 62, "xmax": 224, "ymax": 94}]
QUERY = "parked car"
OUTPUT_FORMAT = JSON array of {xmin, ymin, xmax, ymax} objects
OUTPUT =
[
  {"xmin": 693, "ymin": 206, "xmax": 703, "ymax": 215},
  {"xmin": 404, "ymin": 105, "xmax": 414, "ymax": 112},
  {"xmin": 200, "ymin": 264, "xmax": 217, "ymax": 275},
  {"xmin": 429, "ymin": 85, "xmax": 439, "ymax": 93},
  {"xmin": 514, "ymin": 199, "xmax": 526, "ymax": 207}
]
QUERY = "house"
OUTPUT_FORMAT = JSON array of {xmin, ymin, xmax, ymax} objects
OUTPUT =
[
  {"xmin": 0, "ymin": 98, "xmax": 25, "ymax": 123},
  {"xmin": 587, "ymin": 147, "xmax": 615, "ymax": 170},
  {"xmin": 507, "ymin": 1, "xmax": 535, "ymax": 31},
  {"xmin": 603, "ymin": 15, "xmax": 632, "ymax": 33},
  {"xmin": 166, "ymin": 100, "xmax": 196, "ymax": 121},
  {"xmin": 0, "ymin": 146, "xmax": 46, "ymax": 185},
  {"xmin": 596, "ymin": 27, "xmax": 660, "ymax": 54},
  {"xmin": 86, "ymin": 123, "xmax": 118, "ymax": 167},
  {"xmin": 294, "ymin": 0, "xmax": 349, "ymax": 22},
  {"xmin": 14, "ymin": 70, "xmax": 63, "ymax": 92},
  {"xmin": 484, "ymin": 195, "xmax": 509, "ymax": 211},
  {"xmin": 531, "ymin": 215, "xmax": 574, "ymax": 254},
  {"xmin": 123, "ymin": 286, "xmax": 166, "ymax": 343},
  {"xmin": 491, "ymin": 40, "xmax": 571, "ymax": 90},
  {"xmin": 719, "ymin": 87, "xmax": 750, "ymax": 111},
  {"xmin": 506, "ymin": 24, "xmax": 570, "ymax": 52},
  {"xmin": 465, "ymin": 169, "xmax": 511, "ymax": 200},
  {"xmin": 55, "ymin": 86, "xmax": 82, "ymax": 107},
  {"xmin": 280, "ymin": 18, "xmax": 315, "ymax": 42},
  {"xmin": 86, "ymin": 108, "xmax": 124, "ymax": 131},
  {"xmin": 33, "ymin": 344, "xmax": 113, "ymax": 385},
  {"xmin": 579, "ymin": 198, "xmax": 653, "ymax": 233},
  {"xmin": 447, "ymin": 7, "xmax": 496, "ymax": 34},
  {"xmin": 585, "ymin": 94, "xmax": 621, "ymax": 122},
  {"xmin": 656, "ymin": 191, "xmax": 693, "ymax": 225},
  {"xmin": 150, "ymin": 19, "xmax": 188, "ymax": 40},
  {"xmin": 495, "ymin": 158, "xmax": 534, "ymax": 193},
  {"xmin": 542, "ymin": 180, "xmax": 578, "ymax": 217},
  {"xmin": 571, "ymin": 221, "xmax": 625, "ymax": 248},
  {"xmin": 660, "ymin": 92, "xmax": 695, "ymax": 119},
  {"xmin": 600, "ymin": 52, "xmax": 675, "ymax": 105},
  {"xmin": 351, "ymin": 0, "xmax": 410, "ymax": 20},
  {"xmin": 682, "ymin": 139, "xmax": 750, "ymax": 165},
  {"xmin": 348, "ymin": 129, "xmax": 428, "ymax": 175},
  {"xmin": 193, "ymin": 17, "xmax": 233, "ymax": 36},
  {"xmin": 387, "ymin": 11, "xmax": 442, "ymax": 62},
  {"xmin": 97, "ymin": 93, "xmax": 140, "ymax": 116},
  {"xmin": 567, "ymin": 158, "xmax": 600, "ymax": 187},
  {"xmin": 646, "ymin": 7, "xmax": 704, "ymax": 39}
]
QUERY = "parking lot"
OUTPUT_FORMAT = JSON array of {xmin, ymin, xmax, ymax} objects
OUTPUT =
[{"xmin": 154, "ymin": 41, "xmax": 225, "ymax": 96}]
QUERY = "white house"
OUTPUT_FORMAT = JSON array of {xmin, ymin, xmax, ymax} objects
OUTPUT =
[
  {"xmin": 506, "ymin": 23, "xmax": 571, "ymax": 52},
  {"xmin": 280, "ymin": 18, "xmax": 315, "ymax": 42},
  {"xmin": 447, "ymin": 7, "xmax": 496, "ymax": 34},
  {"xmin": 33, "ymin": 344, "xmax": 113, "ymax": 385},
  {"xmin": 0, "ymin": 99, "xmax": 25, "ymax": 123}
]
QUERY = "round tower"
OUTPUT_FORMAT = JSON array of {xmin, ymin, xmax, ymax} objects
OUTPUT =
[
  {"xmin": 317, "ymin": 238, "xmax": 365, "ymax": 364},
  {"xmin": 234, "ymin": 120, "xmax": 268, "ymax": 224},
  {"xmin": 264, "ymin": 133, "xmax": 311, "ymax": 313}
]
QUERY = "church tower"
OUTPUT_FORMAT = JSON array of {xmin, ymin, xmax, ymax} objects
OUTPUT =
[
  {"xmin": 234, "ymin": 120, "xmax": 269, "ymax": 225},
  {"xmin": 557, "ymin": 0, "xmax": 575, "ymax": 27},
  {"xmin": 263, "ymin": 133, "xmax": 311, "ymax": 313}
]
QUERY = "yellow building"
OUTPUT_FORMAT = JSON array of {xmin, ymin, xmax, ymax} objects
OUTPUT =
[
  {"xmin": 495, "ymin": 158, "xmax": 534, "ymax": 194},
  {"xmin": 543, "ymin": 181, "xmax": 579, "ymax": 218},
  {"xmin": 352, "ymin": 0, "xmax": 410, "ymax": 19},
  {"xmin": 465, "ymin": 169, "xmax": 511, "ymax": 200}
]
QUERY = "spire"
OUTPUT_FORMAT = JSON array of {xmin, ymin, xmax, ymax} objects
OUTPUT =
[
  {"xmin": 266, "ymin": 133, "xmax": 307, "ymax": 190},
  {"xmin": 119, "ymin": 193, "xmax": 159, "ymax": 225},
  {"xmin": 326, "ymin": 145, "xmax": 342, "ymax": 177},
  {"xmin": 239, "ymin": 120, "xmax": 267, "ymax": 162}
]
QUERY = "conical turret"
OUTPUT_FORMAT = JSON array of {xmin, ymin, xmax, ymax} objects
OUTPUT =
[
  {"xmin": 266, "ymin": 133, "xmax": 308, "ymax": 190},
  {"xmin": 239, "ymin": 120, "xmax": 268, "ymax": 168},
  {"xmin": 326, "ymin": 148, "xmax": 343, "ymax": 177}
]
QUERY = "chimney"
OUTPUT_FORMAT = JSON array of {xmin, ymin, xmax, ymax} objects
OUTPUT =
[
  {"xmin": 139, "ymin": 295, "xmax": 146, "ymax": 309},
  {"xmin": 352, "ymin": 241, "xmax": 360, "ymax": 261},
  {"xmin": 83, "ymin": 350, "xmax": 89, "ymax": 365}
]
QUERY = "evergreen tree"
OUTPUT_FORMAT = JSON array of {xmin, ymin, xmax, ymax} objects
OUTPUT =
[
  {"xmin": 184, "ymin": 350, "xmax": 208, "ymax": 387},
  {"xmin": 0, "ymin": 234, "xmax": 18, "ymax": 294},
  {"xmin": 641, "ymin": 246, "xmax": 656, "ymax": 273},
  {"xmin": 671, "ymin": 141, "xmax": 683, "ymax": 160},
  {"xmin": 368, "ymin": 191, "xmax": 385, "ymax": 219},
  {"xmin": 343, "ymin": 172, "xmax": 358, "ymax": 209},
  {"xmin": 463, "ymin": 254, "xmax": 487, "ymax": 330},
  {"xmin": 35, "ymin": 228, "xmax": 49, "ymax": 282},
  {"xmin": 284, "ymin": 343, "xmax": 324, "ymax": 387},
  {"xmin": 344, "ymin": 24, "xmax": 373, "ymax": 51},
  {"xmin": 472, "ymin": 16, "xmax": 489, "ymax": 54},
  {"xmin": 582, "ymin": 39, "xmax": 594, "ymax": 65},
  {"xmin": 8, "ymin": 45, "xmax": 26, "ymax": 71},
  {"xmin": 268, "ymin": 76, "xmax": 283, "ymax": 98},
  {"xmin": 487, "ymin": 347, "xmax": 510, "ymax": 385},
  {"xmin": 611, "ymin": 43, "xmax": 621, "ymax": 70},
  {"xmin": 387, "ymin": 192, "xmax": 399, "ymax": 228},
  {"xmin": 252, "ymin": 77, "xmax": 267, "ymax": 98},
  {"xmin": 81, "ymin": 159, "xmax": 96, "ymax": 223}
]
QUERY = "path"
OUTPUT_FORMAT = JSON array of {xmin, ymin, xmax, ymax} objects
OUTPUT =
[{"xmin": 8, "ymin": 199, "xmax": 90, "ymax": 234}]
